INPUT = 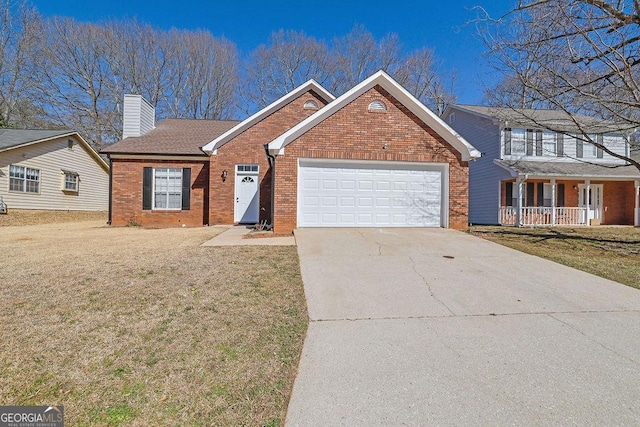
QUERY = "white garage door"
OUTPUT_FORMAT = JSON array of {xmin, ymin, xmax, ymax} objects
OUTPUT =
[{"xmin": 298, "ymin": 160, "xmax": 446, "ymax": 227}]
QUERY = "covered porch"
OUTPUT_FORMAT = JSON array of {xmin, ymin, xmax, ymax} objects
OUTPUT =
[{"xmin": 495, "ymin": 160, "xmax": 640, "ymax": 227}]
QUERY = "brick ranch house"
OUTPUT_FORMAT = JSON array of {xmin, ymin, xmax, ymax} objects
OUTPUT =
[{"xmin": 103, "ymin": 71, "xmax": 480, "ymax": 234}]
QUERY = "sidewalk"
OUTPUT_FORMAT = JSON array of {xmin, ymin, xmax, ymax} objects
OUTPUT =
[{"xmin": 201, "ymin": 226, "xmax": 296, "ymax": 246}]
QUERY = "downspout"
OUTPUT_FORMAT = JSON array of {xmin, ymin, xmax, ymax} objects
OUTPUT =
[
  {"xmin": 107, "ymin": 155, "xmax": 112, "ymax": 225},
  {"xmin": 263, "ymin": 144, "xmax": 276, "ymax": 229}
]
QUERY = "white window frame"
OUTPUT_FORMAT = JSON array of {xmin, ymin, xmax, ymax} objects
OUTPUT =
[
  {"xmin": 63, "ymin": 171, "xmax": 79, "ymax": 192},
  {"xmin": 236, "ymin": 164, "xmax": 259, "ymax": 173},
  {"xmin": 153, "ymin": 168, "xmax": 182, "ymax": 210},
  {"xmin": 510, "ymin": 128, "xmax": 526, "ymax": 155},
  {"xmin": 9, "ymin": 165, "xmax": 40, "ymax": 194},
  {"xmin": 583, "ymin": 134, "xmax": 599, "ymax": 158},
  {"xmin": 542, "ymin": 131, "xmax": 557, "ymax": 156}
]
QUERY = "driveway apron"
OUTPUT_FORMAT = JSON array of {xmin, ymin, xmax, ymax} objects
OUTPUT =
[{"xmin": 286, "ymin": 228, "xmax": 640, "ymax": 426}]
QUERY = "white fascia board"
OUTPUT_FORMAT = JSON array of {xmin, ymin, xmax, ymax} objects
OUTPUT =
[
  {"xmin": 201, "ymin": 79, "xmax": 335, "ymax": 155},
  {"xmin": 493, "ymin": 159, "xmax": 519, "ymax": 177},
  {"xmin": 269, "ymin": 70, "xmax": 481, "ymax": 161}
]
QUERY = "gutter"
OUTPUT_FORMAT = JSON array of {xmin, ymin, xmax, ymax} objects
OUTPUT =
[
  {"xmin": 264, "ymin": 144, "xmax": 276, "ymax": 229},
  {"xmin": 107, "ymin": 155, "xmax": 112, "ymax": 225}
]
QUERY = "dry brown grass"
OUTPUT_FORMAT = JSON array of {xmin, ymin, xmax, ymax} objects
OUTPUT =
[
  {"xmin": 0, "ymin": 221, "xmax": 307, "ymax": 426},
  {"xmin": 0, "ymin": 209, "xmax": 108, "ymax": 227},
  {"xmin": 469, "ymin": 226, "xmax": 640, "ymax": 289}
]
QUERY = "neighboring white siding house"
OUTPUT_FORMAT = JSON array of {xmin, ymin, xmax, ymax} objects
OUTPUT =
[{"xmin": 0, "ymin": 129, "xmax": 110, "ymax": 211}]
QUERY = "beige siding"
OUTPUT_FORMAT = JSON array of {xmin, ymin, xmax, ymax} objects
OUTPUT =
[
  {"xmin": 122, "ymin": 94, "xmax": 155, "ymax": 139},
  {"xmin": 0, "ymin": 136, "xmax": 109, "ymax": 211}
]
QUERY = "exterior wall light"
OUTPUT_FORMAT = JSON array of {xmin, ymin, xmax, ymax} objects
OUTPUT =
[{"xmin": 222, "ymin": 170, "xmax": 228, "ymax": 182}]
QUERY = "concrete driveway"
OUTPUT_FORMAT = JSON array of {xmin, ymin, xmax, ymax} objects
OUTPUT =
[{"xmin": 286, "ymin": 228, "xmax": 640, "ymax": 426}]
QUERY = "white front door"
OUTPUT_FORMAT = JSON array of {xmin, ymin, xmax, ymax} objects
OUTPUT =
[
  {"xmin": 234, "ymin": 165, "xmax": 259, "ymax": 223},
  {"xmin": 579, "ymin": 184, "xmax": 603, "ymax": 222}
]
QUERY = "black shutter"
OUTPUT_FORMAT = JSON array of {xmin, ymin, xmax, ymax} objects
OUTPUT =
[
  {"xmin": 181, "ymin": 168, "xmax": 191, "ymax": 210},
  {"xmin": 557, "ymin": 183, "xmax": 565, "ymax": 207},
  {"xmin": 537, "ymin": 182, "xmax": 544, "ymax": 207},
  {"xmin": 506, "ymin": 182, "xmax": 513, "ymax": 206},
  {"xmin": 526, "ymin": 130, "xmax": 534, "ymax": 156},
  {"xmin": 504, "ymin": 128, "xmax": 512, "ymax": 155},
  {"xmin": 557, "ymin": 133, "xmax": 564, "ymax": 157},
  {"xmin": 535, "ymin": 130, "xmax": 543, "ymax": 156},
  {"xmin": 526, "ymin": 182, "xmax": 534, "ymax": 207},
  {"xmin": 596, "ymin": 134, "xmax": 604, "ymax": 158},
  {"xmin": 142, "ymin": 167, "xmax": 152, "ymax": 210},
  {"xmin": 576, "ymin": 138, "xmax": 583, "ymax": 158}
]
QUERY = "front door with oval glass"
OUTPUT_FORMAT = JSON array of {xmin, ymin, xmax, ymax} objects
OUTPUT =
[{"xmin": 234, "ymin": 164, "xmax": 259, "ymax": 223}]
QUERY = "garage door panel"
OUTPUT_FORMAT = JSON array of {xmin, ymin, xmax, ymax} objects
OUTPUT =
[{"xmin": 298, "ymin": 161, "xmax": 444, "ymax": 228}]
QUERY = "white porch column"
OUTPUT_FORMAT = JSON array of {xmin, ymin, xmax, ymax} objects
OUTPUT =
[
  {"xmin": 516, "ymin": 176, "xmax": 523, "ymax": 227},
  {"xmin": 551, "ymin": 178, "xmax": 557, "ymax": 226},
  {"xmin": 585, "ymin": 179, "xmax": 591, "ymax": 225},
  {"xmin": 635, "ymin": 180, "xmax": 640, "ymax": 227}
]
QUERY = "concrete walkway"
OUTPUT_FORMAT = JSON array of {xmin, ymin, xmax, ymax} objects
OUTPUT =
[
  {"xmin": 287, "ymin": 228, "xmax": 640, "ymax": 426},
  {"xmin": 201, "ymin": 226, "xmax": 296, "ymax": 246}
]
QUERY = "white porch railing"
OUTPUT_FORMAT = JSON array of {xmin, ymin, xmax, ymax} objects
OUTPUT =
[{"xmin": 500, "ymin": 207, "xmax": 588, "ymax": 226}]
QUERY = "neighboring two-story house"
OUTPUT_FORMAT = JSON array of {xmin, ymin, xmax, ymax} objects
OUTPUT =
[{"xmin": 444, "ymin": 105, "xmax": 640, "ymax": 226}]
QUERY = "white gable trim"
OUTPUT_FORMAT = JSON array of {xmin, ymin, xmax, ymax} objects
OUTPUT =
[
  {"xmin": 268, "ymin": 70, "xmax": 481, "ymax": 161},
  {"xmin": 1, "ymin": 131, "xmax": 109, "ymax": 171},
  {"xmin": 201, "ymin": 80, "xmax": 335, "ymax": 155}
]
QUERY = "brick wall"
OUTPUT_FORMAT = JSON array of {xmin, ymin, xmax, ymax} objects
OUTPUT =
[
  {"xmin": 209, "ymin": 90, "xmax": 329, "ymax": 225},
  {"xmin": 273, "ymin": 85, "xmax": 470, "ymax": 234},
  {"xmin": 110, "ymin": 158, "xmax": 209, "ymax": 227}
]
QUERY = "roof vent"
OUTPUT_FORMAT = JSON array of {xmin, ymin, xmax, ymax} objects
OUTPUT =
[
  {"xmin": 368, "ymin": 100, "xmax": 387, "ymax": 112},
  {"xmin": 303, "ymin": 100, "xmax": 319, "ymax": 110}
]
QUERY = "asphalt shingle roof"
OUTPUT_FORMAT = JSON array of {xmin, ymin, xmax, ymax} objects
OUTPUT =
[
  {"xmin": 102, "ymin": 118, "xmax": 241, "ymax": 156},
  {"xmin": 496, "ymin": 159, "xmax": 640, "ymax": 179},
  {"xmin": 0, "ymin": 129, "xmax": 74, "ymax": 151},
  {"xmin": 453, "ymin": 105, "xmax": 632, "ymax": 134}
]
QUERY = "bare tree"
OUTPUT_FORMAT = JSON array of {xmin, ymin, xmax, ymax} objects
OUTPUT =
[
  {"xmin": 0, "ymin": 0, "xmax": 42, "ymax": 127},
  {"xmin": 478, "ymin": 0, "xmax": 640, "ymax": 169},
  {"xmin": 330, "ymin": 24, "xmax": 403, "ymax": 94},
  {"xmin": 32, "ymin": 17, "xmax": 116, "ymax": 143},
  {"xmin": 162, "ymin": 29, "xmax": 238, "ymax": 120},
  {"xmin": 394, "ymin": 48, "xmax": 458, "ymax": 116},
  {"xmin": 242, "ymin": 29, "xmax": 332, "ymax": 111}
]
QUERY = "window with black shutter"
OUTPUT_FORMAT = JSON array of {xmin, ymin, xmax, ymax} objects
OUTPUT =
[
  {"xmin": 557, "ymin": 183, "xmax": 565, "ymax": 207},
  {"xmin": 576, "ymin": 138, "xmax": 583, "ymax": 158},
  {"xmin": 525, "ymin": 182, "xmax": 534, "ymax": 206},
  {"xmin": 535, "ymin": 131, "xmax": 543, "ymax": 156},
  {"xmin": 504, "ymin": 128, "xmax": 512, "ymax": 155},
  {"xmin": 142, "ymin": 167, "xmax": 152, "ymax": 210},
  {"xmin": 596, "ymin": 134, "xmax": 604, "ymax": 158},
  {"xmin": 181, "ymin": 168, "xmax": 191, "ymax": 210},
  {"xmin": 557, "ymin": 133, "xmax": 564, "ymax": 157}
]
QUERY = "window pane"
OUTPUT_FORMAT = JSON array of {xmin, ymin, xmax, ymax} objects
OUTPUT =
[
  {"xmin": 9, "ymin": 178, "xmax": 23, "ymax": 192},
  {"xmin": 153, "ymin": 168, "xmax": 181, "ymax": 209},
  {"xmin": 511, "ymin": 129, "xmax": 526, "ymax": 154},
  {"xmin": 542, "ymin": 131, "xmax": 556, "ymax": 156}
]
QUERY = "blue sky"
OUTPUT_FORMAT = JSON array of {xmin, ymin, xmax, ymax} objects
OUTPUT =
[{"xmin": 30, "ymin": 0, "xmax": 507, "ymax": 104}]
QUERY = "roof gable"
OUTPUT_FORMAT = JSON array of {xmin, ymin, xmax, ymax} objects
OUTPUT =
[
  {"xmin": 268, "ymin": 70, "xmax": 481, "ymax": 161},
  {"xmin": 0, "ymin": 129, "xmax": 109, "ymax": 171},
  {"xmin": 201, "ymin": 80, "xmax": 335, "ymax": 155}
]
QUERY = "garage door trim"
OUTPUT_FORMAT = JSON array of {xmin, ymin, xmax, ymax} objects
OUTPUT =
[{"xmin": 297, "ymin": 158, "xmax": 449, "ymax": 228}]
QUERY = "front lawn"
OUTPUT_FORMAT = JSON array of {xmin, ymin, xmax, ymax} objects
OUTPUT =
[
  {"xmin": 0, "ymin": 221, "xmax": 307, "ymax": 426},
  {"xmin": 469, "ymin": 226, "xmax": 640, "ymax": 289}
]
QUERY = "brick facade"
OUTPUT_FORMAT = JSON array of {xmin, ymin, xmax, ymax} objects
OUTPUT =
[
  {"xmin": 272, "ymin": 85, "xmax": 470, "ymax": 234},
  {"xmin": 110, "ymin": 158, "xmax": 209, "ymax": 227},
  {"xmin": 209, "ymin": 90, "xmax": 329, "ymax": 225}
]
